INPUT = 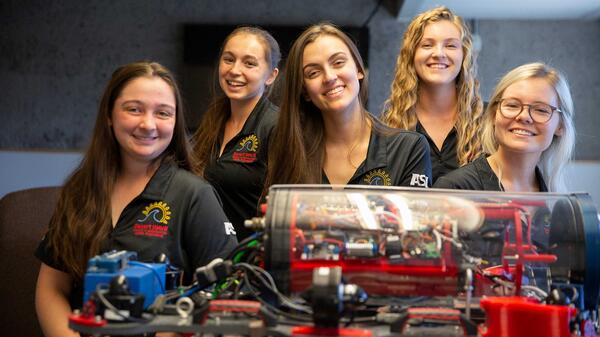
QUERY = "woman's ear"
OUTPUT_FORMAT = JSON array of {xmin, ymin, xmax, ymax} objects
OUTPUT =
[
  {"xmin": 554, "ymin": 123, "xmax": 564, "ymax": 137},
  {"xmin": 358, "ymin": 70, "xmax": 364, "ymax": 80},
  {"xmin": 265, "ymin": 68, "xmax": 279, "ymax": 86}
]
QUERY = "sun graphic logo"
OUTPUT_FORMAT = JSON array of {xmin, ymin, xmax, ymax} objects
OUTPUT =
[
  {"xmin": 233, "ymin": 134, "xmax": 259, "ymax": 163},
  {"xmin": 237, "ymin": 134, "xmax": 259, "ymax": 152},
  {"xmin": 141, "ymin": 201, "xmax": 172, "ymax": 225},
  {"xmin": 364, "ymin": 169, "xmax": 392, "ymax": 186}
]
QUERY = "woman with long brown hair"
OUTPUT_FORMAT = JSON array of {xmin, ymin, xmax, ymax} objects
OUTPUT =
[
  {"xmin": 383, "ymin": 6, "xmax": 483, "ymax": 183},
  {"xmin": 192, "ymin": 26, "xmax": 280, "ymax": 240},
  {"xmin": 35, "ymin": 61, "xmax": 237, "ymax": 337},
  {"xmin": 265, "ymin": 23, "xmax": 431, "ymax": 189}
]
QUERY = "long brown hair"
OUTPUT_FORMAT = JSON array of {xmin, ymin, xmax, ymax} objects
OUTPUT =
[
  {"xmin": 264, "ymin": 23, "xmax": 371, "ymax": 188},
  {"xmin": 382, "ymin": 6, "xmax": 483, "ymax": 165},
  {"xmin": 192, "ymin": 26, "xmax": 281, "ymax": 176},
  {"xmin": 47, "ymin": 61, "xmax": 192, "ymax": 279}
]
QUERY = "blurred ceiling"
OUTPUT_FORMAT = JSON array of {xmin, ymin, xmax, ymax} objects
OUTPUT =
[{"xmin": 383, "ymin": 0, "xmax": 600, "ymax": 20}]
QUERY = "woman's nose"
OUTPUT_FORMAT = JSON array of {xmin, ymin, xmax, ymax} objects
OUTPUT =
[{"xmin": 323, "ymin": 67, "xmax": 337, "ymax": 83}]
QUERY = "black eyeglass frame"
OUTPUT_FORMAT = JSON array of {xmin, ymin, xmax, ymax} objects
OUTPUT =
[{"xmin": 496, "ymin": 98, "xmax": 562, "ymax": 124}]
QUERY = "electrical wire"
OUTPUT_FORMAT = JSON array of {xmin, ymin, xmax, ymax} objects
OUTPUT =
[
  {"xmin": 226, "ymin": 233, "xmax": 262, "ymax": 260},
  {"xmin": 95, "ymin": 285, "xmax": 154, "ymax": 323},
  {"xmin": 236, "ymin": 263, "xmax": 312, "ymax": 314},
  {"xmin": 149, "ymin": 283, "xmax": 200, "ymax": 311},
  {"xmin": 521, "ymin": 285, "xmax": 548, "ymax": 300},
  {"xmin": 240, "ymin": 270, "xmax": 313, "ymax": 323}
]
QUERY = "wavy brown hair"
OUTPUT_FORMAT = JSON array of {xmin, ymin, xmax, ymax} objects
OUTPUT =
[
  {"xmin": 264, "ymin": 23, "xmax": 372, "ymax": 188},
  {"xmin": 47, "ymin": 61, "xmax": 192, "ymax": 279},
  {"xmin": 382, "ymin": 6, "xmax": 483, "ymax": 165},
  {"xmin": 192, "ymin": 26, "xmax": 281, "ymax": 176}
]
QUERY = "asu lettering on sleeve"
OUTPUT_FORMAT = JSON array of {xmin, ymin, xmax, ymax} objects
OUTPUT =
[
  {"xmin": 410, "ymin": 173, "xmax": 429, "ymax": 187},
  {"xmin": 224, "ymin": 222, "xmax": 237, "ymax": 236}
]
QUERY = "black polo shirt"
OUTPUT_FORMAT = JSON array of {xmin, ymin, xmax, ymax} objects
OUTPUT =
[
  {"xmin": 36, "ymin": 160, "xmax": 238, "ymax": 306},
  {"xmin": 204, "ymin": 97, "xmax": 278, "ymax": 240},
  {"xmin": 433, "ymin": 155, "xmax": 548, "ymax": 192},
  {"xmin": 322, "ymin": 119, "xmax": 432, "ymax": 187},
  {"xmin": 416, "ymin": 121, "xmax": 458, "ymax": 184}
]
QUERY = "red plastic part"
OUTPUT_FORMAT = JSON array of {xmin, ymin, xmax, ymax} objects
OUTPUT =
[
  {"xmin": 479, "ymin": 296, "xmax": 576, "ymax": 337},
  {"xmin": 68, "ymin": 313, "xmax": 107, "ymax": 327},
  {"xmin": 260, "ymin": 203, "xmax": 268, "ymax": 215},
  {"xmin": 292, "ymin": 326, "xmax": 372, "ymax": 337}
]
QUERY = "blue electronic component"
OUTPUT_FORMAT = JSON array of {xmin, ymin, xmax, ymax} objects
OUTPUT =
[{"xmin": 83, "ymin": 251, "xmax": 166, "ymax": 309}]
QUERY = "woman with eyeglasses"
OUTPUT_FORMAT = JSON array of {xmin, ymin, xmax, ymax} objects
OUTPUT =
[{"xmin": 434, "ymin": 62, "xmax": 575, "ymax": 192}]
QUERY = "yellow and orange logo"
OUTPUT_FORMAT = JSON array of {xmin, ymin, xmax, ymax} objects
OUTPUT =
[
  {"xmin": 237, "ymin": 134, "xmax": 259, "ymax": 152},
  {"xmin": 141, "ymin": 201, "xmax": 171, "ymax": 225},
  {"xmin": 364, "ymin": 169, "xmax": 392, "ymax": 186}
]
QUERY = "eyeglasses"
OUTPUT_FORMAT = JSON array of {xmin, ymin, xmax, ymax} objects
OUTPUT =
[{"xmin": 497, "ymin": 98, "xmax": 561, "ymax": 124}]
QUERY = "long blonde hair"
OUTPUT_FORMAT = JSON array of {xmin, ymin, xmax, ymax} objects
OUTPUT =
[
  {"xmin": 383, "ymin": 6, "xmax": 483, "ymax": 165},
  {"xmin": 482, "ymin": 62, "xmax": 575, "ymax": 192}
]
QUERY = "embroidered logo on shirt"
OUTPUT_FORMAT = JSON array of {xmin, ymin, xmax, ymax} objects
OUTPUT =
[
  {"xmin": 224, "ymin": 222, "xmax": 237, "ymax": 235},
  {"xmin": 133, "ymin": 201, "xmax": 171, "ymax": 238},
  {"xmin": 364, "ymin": 169, "xmax": 392, "ymax": 186},
  {"xmin": 232, "ymin": 134, "xmax": 259, "ymax": 163},
  {"xmin": 410, "ymin": 173, "xmax": 429, "ymax": 187}
]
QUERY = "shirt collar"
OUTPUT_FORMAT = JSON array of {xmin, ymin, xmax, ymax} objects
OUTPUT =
[
  {"xmin": 321, "ymin": 118, "xmax": 388, "ymax": 184},
  {"xmin": 238, "ymin": 96, "xmax": 271, "ymax": 135},
  {"xmin": 475, "ymin": 156, "xmax": 504, "ymax": 191},
  {"xmin": 535, "ymin": 166, "xmax": 548, "ymax": 192},
  {"xmin": 415, "ymin": 120, "xmax": 457, "ymax": 151},
  {"xmin": 140, "ymin": 160, "xmax": 177, "ymax": 200},
  {"xmin": 477, "ymin": 156, "xmax": 549, "ymax": 192},
  {"xmin": 349, "ymin": 119, "xmax": 388, "ymax": 181},
  {"xmin": 216, "ymin": 97, "xmax": 272, "ymax": 150}
]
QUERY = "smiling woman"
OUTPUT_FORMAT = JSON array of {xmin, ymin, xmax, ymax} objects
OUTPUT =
[
  {"xmin": 34, "ymin": 61, "xmax": 237, "ymax": 337},
  {"xmin": 264, "ymin": 23, "xmax": 432, "ymax": 191},
  {"xmin": 434, "ymin": 62, "xmax": 575, "ymax": 192},
  {"xmin": 192, "ymin": 26, "xmax": 281, "ymax": 240},
  {"xmin": 111, "ymin": 76, "xmax": 176, "ymax": 170},
  {"xmin": 413, "ymin": 20, "xmax": 463, "ymax": 88},
  {"xmin": 301, "ymin": 35, "xmax": 365, "ymax": 119},
  {"xmin": 383, "ymin": 6, "xmax": 483, "ymax": 184}
]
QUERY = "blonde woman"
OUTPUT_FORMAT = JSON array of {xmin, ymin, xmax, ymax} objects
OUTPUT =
[
  {"xmin": 383, "ymin": 6, "xmax": 483, "ymax": 183},
  {"xmin": 434, "ymin": 62, "xmax": 575, "ymax": 192}
]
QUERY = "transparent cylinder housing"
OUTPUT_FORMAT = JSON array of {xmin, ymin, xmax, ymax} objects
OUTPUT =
[{"xmin": 262, "ymin": 185, "xmax": 600, "ymax": 309}]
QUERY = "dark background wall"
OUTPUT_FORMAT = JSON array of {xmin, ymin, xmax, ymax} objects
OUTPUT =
[{"xmin": 2, "ymin": 0, "xmax": 599, "ymax": 159}]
